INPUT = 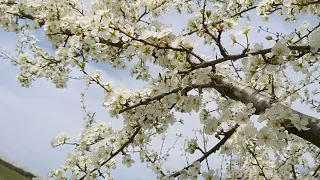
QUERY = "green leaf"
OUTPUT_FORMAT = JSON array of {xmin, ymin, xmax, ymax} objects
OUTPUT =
[
  {"xmin": 80, "ymin": 62, "xmax": 86, "ymax": 71},
  {"xmin": 198, "ymin": 87, "xmax": 203, "ymax": 95}
]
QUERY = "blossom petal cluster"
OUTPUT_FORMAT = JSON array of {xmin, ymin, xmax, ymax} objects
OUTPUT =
[{"xmin": 0, "ymin": 0, "xmax": 319, "ymax": 179}]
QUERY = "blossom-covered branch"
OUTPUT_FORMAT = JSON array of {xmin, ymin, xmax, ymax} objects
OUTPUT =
[
  {"xmin": 1, "ymin": 0, "xmax": 320, "ymax": 179},
  {"xmin": 169, "ymin": 124, "xmax": 239, "ymax": 178}
]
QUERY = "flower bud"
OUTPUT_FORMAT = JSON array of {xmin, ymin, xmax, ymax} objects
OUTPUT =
[
  {"xmin": 206, "ymin": 10, "xmax": 211, "ymax": 17},
  {"xmin": 266, "ymin": 36, "xmax": 273, "ymax": 40}
]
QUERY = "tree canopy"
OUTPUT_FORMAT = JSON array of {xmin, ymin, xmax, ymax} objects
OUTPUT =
[{"xmin": 0, "ymin": 0, "xmax": 320, "ymax": 179}]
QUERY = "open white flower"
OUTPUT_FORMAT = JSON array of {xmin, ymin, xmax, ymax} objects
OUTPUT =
[
  {"xmin": 122, "ymin": 154, "xmax": 135, "ymax": 168},
  {"xmin": 271, "ymin": 40, "xmax": 290, "ymax": 57},
  {"xmin": 202, "ymin": 169, "xmax": 218, "ymax": 180},
  {"xmin": 2, "ymin": 0, "xmax": 320, "ymax": 179},
  {"xmin": 50, "ymin": 132, "xmax": 71, "ymax": 148},
  {"xmin": 309, "ymin": 28, "xmax": 320, "ymax": 53},
  {"xmin": 257, "ymin": 127, "xmax": 275, "ymax": 146}
]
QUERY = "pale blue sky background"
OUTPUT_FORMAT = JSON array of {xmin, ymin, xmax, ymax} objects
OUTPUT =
[{"xmin": 0, "ymin": 1, "xmax": 319, "ymax": 179}]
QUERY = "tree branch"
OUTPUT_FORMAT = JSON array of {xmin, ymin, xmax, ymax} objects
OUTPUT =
[
  {"xmin": 211, "ymin": 75, "xmax": 320, "ymax": 148},
  {"xmin": 169, "ymin": 125, "xmax": 239, "ymax": 178},
  {"xmin": 247, "ymin": 146, "xmax": 268, "ymax": 180},
  {"xmin": 119, "ymin": 83, "xmax": 215, "ymax": 113},
  {"xmin": 312, "ymin": 164, "xmax": 320, "ymax": 177},
  {"xmin": 178, "ymin": 45, "xmax": 313, "ymax": 74},
  {"xmin": 294, "ymin": 22, "xmax": 320, "ymax": 44},
  {"xmin": 79, "ymin": 126, "xmax": 141, "ymax": 180}
]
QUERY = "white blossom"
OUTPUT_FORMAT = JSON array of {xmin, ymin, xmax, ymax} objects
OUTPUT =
[
  {"xmin": 271, "ymin": 40, "xmax": 290, "ymax": 57},
  {"xmin": 50, "ymin": 132, "xmax": 71, "ymax": 148},
  {"xmin": 122, "ymin": 155, "xmax": 135, "ymax": 168},
  {"xmin": 202, "ymin": 169, "xmax": 218, "ymax": 180},
  {"xmin": 309, "ymin": 28, "xmax": 320, "ymax": 53},
  {"xmin": 1, "ymin": 0, "xmax": 319, "ymax": 179}
]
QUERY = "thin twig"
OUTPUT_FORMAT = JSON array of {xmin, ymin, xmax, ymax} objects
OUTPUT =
[
  {"xmin": 169, "ymin": 125, "xmax": 239, "ymax": 177},
  {"xmin": 202, "ymin": 129, "xmax": 210, "ymax": 171},
  {"xmin": 79, "ymin": 126, "xmax": 141, "ymax": 180},
  {"xmin": 178, "ymin": 45, "xmax": 314, "ymax": 74},
  {"xmin": 312, "ymin": 164, "xmax": 320, "ymax": 177},
  {"xmin": 247, "ymin": 146, "xmax": 268, "ymax": 180},
  {"xmin": 291, "ymin": 165, "xmax": 297, "ymax": 179}
]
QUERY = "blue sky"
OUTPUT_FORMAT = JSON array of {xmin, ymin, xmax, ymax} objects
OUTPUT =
[{"xmin": 0, "ymin": 1, "xmax": 319, "ymax": 179}]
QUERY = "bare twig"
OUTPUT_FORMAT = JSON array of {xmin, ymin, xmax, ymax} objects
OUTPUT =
[
  {"xmin": 169, "ymin": 125, "xmax": 239, "ymax": 177},
  {"xmin": 178, "ymin": 45, "xmax": 313, "ymax": 74},
  {"xmin": 247, "ymin": 146, "xmax": 268, "ymax": 180},
  {"xmin": 291, "ymin": 165, "xmax": 297, "ymax": 179},
  {"xmin": 294, "ymin": 23, "xmax": 320, "ymax": 44},
  {"xmin": 79, "ymin": 126, "xmax": 141, "ymax": 180},
  {"xmin": 312, "ymin": 164, "xmax": 320, "ymax": 177},
  {"xmin": 202, "ymin": 129, "xmax": 210, "ymax": 171}
]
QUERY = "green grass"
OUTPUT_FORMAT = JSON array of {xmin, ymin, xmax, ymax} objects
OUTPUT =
[
  {"xmin": 0, "ymin": 163, "xmax": 31, "ymax": 180},
  {"xmin": 0, "ymin": 157, "xmax": 35, "ymax": 180}
]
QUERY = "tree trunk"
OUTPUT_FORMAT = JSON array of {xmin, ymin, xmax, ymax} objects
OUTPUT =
[{"xmin": 212, "ymin": 76, "xmax": 320, "ymax": 148}]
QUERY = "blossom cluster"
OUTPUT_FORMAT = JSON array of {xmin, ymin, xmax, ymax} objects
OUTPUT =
[{"xmin": 0, "ymin": 0, "xmax": 320, "ymax": 179}]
